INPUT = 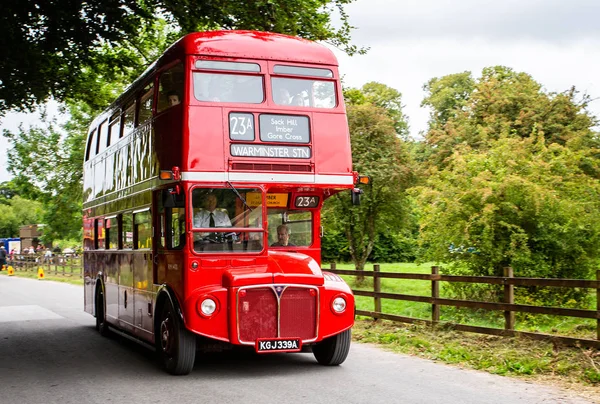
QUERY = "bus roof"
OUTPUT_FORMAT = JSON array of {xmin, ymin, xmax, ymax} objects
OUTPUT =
[
  {"xmin": 166, "ymin": 30, "xmax": 339, "ymax": 66},
  {"xmin": 89, "ymin": 30, "xmax": 339, "ymax": 129}
]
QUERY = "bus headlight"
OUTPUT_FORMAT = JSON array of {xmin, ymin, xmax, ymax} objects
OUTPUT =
[
  {"xmin": 332, "ymin": 296, "xmax": 346, "ymax": 313},
  {"xmin": 200, "ymin": 298, "xmax": 217, "ymax": 316}
]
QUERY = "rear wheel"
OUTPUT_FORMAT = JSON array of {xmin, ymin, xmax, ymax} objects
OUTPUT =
[
  {"xmin": 156, "ymin": 299, "xmax": 196, "ymax": 375},
  {"xmin": 95, "ymin": 285, "xmax": 111, "ymax": 337},
  {"xmin": 312, "ymin": 329, "xmax": 351, "ymax": 366}
]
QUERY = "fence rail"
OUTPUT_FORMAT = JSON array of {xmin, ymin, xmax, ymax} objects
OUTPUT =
[
  {"xmin": 326, "ymin": 264, "xmax": 600, "ymax": 349},
  {"xmin": 7, "ymin": 255, "xmax": 83, "ymax": 278}
]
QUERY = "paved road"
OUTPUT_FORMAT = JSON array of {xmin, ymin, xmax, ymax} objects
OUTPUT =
[{"xmin": 0, "ymin": 275, "xmax": 595, "ymax": 404}]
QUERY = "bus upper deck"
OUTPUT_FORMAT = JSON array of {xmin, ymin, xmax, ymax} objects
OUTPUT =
[{"xmin": 84, "ymin": 31, "xmax": 354, "ymax": 210}]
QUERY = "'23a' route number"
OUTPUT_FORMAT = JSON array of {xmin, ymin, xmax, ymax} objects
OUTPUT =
[
  {"xmin": 295, "ymin": 196, "xmax": 319, "ymax": 208},
  {"xmin": 229, "ymin": 114, "xmax": 254, "ymax": 140}
]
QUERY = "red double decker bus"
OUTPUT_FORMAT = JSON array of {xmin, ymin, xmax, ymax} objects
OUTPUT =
[{"xmin": 83, "ymin": 31, "xmax": 361, "ymax": 375}]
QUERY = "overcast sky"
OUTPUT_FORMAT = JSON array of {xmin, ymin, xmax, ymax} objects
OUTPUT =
[{"xmin": 1, "ymin": 0, "xmax": 599, "ymax": 183}]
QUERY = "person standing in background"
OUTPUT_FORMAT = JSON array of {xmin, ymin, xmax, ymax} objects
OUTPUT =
[{"xmin": 0, "ymin": 242, "xmax": 7, "ymax": 270}]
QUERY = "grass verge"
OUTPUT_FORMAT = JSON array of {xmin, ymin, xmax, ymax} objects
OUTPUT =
[
  {"xmin": 0, "ymin": 270, "xmax": 83, "ymax": 286},
  {"xmin": 352, "ymin": 317, "xmax": 600, "ymax": 400}
]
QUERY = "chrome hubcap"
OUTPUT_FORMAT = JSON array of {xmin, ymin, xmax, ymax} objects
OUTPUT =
[{"xmin": 160, "ymin": 317, "xmax": 171, "ymax": 353}]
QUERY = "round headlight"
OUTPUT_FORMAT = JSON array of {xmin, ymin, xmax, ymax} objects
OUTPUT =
[
  {"xmin": 332, "ymin": 296, "xmax": 346, "ymax": 313},
  {"xmin": 200, "ymin": 298, "xmax": 217, "ymax": 316}
]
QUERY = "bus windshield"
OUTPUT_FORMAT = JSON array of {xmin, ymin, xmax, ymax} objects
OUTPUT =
[
  {"xmin": 267, "ymin": 208, "xmax": 313, "ymax": 247},
  {"xmin": 191, "ymin": 187, "xmax": 263, "ymax": 253}
]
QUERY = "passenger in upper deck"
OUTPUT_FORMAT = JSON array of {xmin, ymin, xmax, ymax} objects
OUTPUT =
[
  {"xmin": 194, "ymin": 193, "xmax": 232, "ymax": 228},
  {"xmin": 167, "ymin": 91, "xmax": 181, "ymax": 106},
  {"xmin": 274, "ymin": 87, "xmax": 292, "ymax": 105}
]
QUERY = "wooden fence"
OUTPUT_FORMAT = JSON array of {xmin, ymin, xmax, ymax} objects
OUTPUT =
[
  {"xmin": 7, "ymin": 254, "xmax": 83, "ymax": 278},
  {"xmin": 327, "ymin": 264, "xmax": 600, "ymax": 349}
]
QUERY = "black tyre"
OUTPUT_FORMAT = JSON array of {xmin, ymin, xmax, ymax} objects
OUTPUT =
[
  {"xmin": 95, "ymin": 285, "xmax": 111, "ymax": 337},
  {"xmin": 156, "ymin": 299, "xmax": 196, "ymax": 375},
  {"xmin": 312, "ymin": 329, "xmax": 351, "ymax": 366}
]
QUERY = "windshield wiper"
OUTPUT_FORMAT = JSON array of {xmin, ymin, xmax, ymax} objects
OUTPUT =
[{"xmin": 226, "ymin": 181, "xmax": 253, "ymax": 211}]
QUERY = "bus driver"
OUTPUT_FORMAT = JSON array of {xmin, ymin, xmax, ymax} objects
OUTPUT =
[{"xmin": 193, "ymin": 193, "xmax": 232, "ymax": 228}]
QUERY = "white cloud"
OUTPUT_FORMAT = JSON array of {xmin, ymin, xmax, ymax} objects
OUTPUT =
[
  {"xmin": 346, "ymin": 0, "xmax": 600, "ymax": 44},
  {"xmin": 335, "ymin": 0, "xmax": 600, "ymax": 139}
]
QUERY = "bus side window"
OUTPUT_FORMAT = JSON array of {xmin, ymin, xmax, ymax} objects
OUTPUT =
[
  {"xmin": 123, "ymin": 101, "xmax": 135, "ymax": 137},
  {"xmin": 138, "ymin": 85, "xmax": 154, "ymax": 125},
  {"xmin": 97, "ymin": 120, "xmax": 109, "ymax": 154},
  {"xmin": 162, "ymin": 188, "xmax": 186, "ymax": 250},
  {"xmin": 169, "ymin": 207, "xmax": 186, "ymax": 249},
  {"xmin": 108, "ymin": 111, "xmax": 121, "ymax": 147},
  {"xmin": 85, "ymin": 129, "xmax": 97, "ymax": 161},
  {"xmin": 122, "ymin": 214, "xmax": 133, "ymax": 249},
  {"xmin": 95, "ymin": 218, "xmax": 105, "ymax": 250},
  {"xmin": 158, "ymin": 63, "xmax": 184, "ymax": 112},
  {"xmin": 106, "ymin": 216, "xmax": 119, "ymax": 249},
  {"xmin": 134, "ymin": 211, "xmax": 152, "ymax": 249}
]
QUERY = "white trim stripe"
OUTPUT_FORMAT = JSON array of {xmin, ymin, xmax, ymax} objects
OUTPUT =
[{"xmin": 180, "ymin": 171, "xmax": 354, "ymax": 185}]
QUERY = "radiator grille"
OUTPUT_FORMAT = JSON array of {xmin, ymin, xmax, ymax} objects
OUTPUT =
[
  {"xmin": 237, "ymin": 286, "xmax": 318, "ymax": 343},
  {"xmin": 280, "ymin": 287, "xmax": 317, "ymax": 339},
  {"xmin": 238, "ymin": 288, "xmax": 277, "ymax": 342}
]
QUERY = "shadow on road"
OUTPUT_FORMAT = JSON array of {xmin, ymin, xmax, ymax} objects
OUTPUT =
[{"xmin": 0, "ymin": 321, "xmax": 329, "ymax": 380}]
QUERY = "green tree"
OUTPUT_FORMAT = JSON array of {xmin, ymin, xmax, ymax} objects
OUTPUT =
[
  {"xmin": 0, "ymin": 196, "xmax": 43, "ymax": 238},
  {"xmin": 416, "ymin": 66, "xmax": 600, "ymax": 305},
  {"xmin": 323, "ymin": 103, "xmax": 413, "ymax": 276},
  {"xmin": 3, "ymin": 112, "xmax": 81, "ymax": 242},
  {"xmin": 414, "ymin": 134, "xmax": 600, "ymax": 304},
  {"xmin": 422, "ymin": 66, "xmax": 598, "ymax": 170},
  {"xmin": 344, "ymin": 82, "xmax": 409, "ymax": 138},
  {"xmin": 1, "ymin": 0, "xmax": 362, "ymax": 114}
]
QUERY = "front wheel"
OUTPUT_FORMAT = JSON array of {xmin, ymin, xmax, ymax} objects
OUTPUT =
[
  {"xmin": 312, "ymin": 329, "xmax": 351, "ymax": 366},
  {"xmin": 95, "ymin": 285, "xmax": 111, "ymax": 337},
  {"xmin": 156, "ymin": 299, "xmax": 196, "ymax": 375}
]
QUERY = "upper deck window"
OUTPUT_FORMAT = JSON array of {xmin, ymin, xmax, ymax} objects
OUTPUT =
[
  {"xmin": 108, "ymin": 111, "xmax": 120, "ymax": 147},
  {"xmin": 272, "ymin": 77, "xmax": 336, "ymax": 109},
  {"xmin": 138, "ymin": 85, "xmax": 153, "ymax": 124},
  {"xmin": 85, "ymin": 129, "xmax": 97, "ymax": 161},
  {"xmin": 273, "ymin": 65, "xmax": 333, "ymax": 78},
  {"xmin": 97, "ymin": 120, "xmax": 109, "ymax": 154},
  {"xmin": 193, "ymin": 73, "xmax": 264, "ymax": 104},
  {"xmin": 123, "ymin": 101, "xmax": 135, "ymax": 137},
  {"xmin": 195, "ymin": 60, "xmax": 260, "ymax": 73},
  {"xmin": 158, "ymin": 63, "xmax": 184, "ymax": 112}
]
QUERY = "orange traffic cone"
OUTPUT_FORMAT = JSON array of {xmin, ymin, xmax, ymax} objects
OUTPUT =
[
  {"xmin": 7, "ymin": 266, "xmax": 15, "ymax": 276},
  {"xmin": 37, "ymin": 267, "xmax": 45, "ymax": 280}
]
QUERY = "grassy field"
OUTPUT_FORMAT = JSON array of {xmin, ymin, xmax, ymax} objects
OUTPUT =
[
  {"xmin": 352, "ymin": 318, "xmax": 600, "ymax": 391},
  {"xmin": 326, "ymin": 262, "xmax": 599, "ymax": 340},
  {"xmin": 0, "ymin": 267, "xmax": 83, "ymax": 286}
]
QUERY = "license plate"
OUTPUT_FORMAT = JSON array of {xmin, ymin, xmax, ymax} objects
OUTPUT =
[{"xmin": 255, "ymin": 338, "xmax": 302, "ymax": 353}]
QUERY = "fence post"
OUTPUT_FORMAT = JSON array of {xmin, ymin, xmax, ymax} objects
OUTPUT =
[
  {"xmin": 330, "ymin": 262, "xmax": 336, "ymax": 271},
  {"xmin": 504, "ymin": 267, "xmax": 515, "ymax": 331},
  {"xmin": 597, "ymin": 270, "xmax": 599, "ymax": 341},
  {"xmin": 374, "ymin": 264, "xmax": 381, "ymax": 316},
  {"xmin": 431, "ymin": 266, "xmax": 440, "ymax": 324}
]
